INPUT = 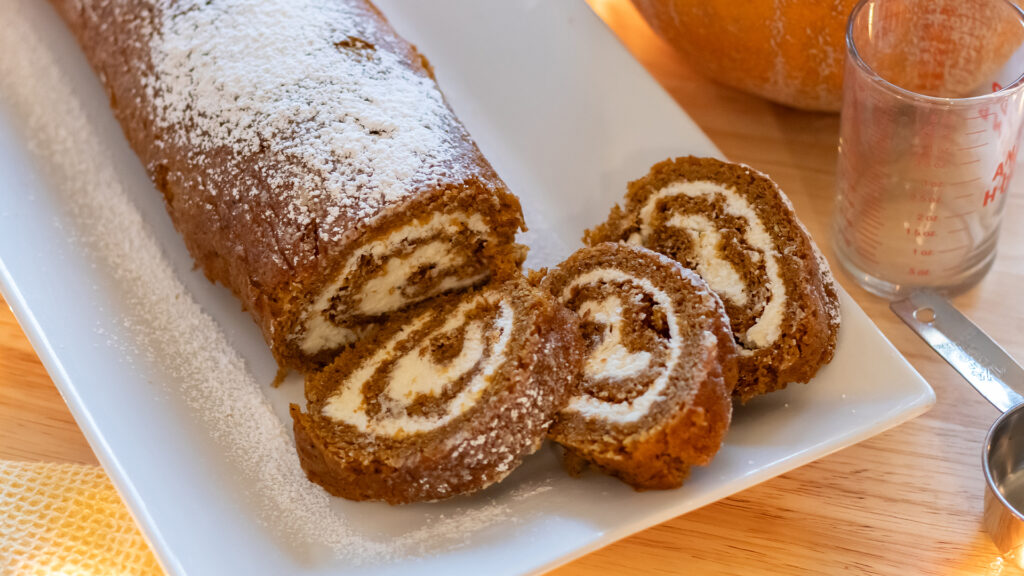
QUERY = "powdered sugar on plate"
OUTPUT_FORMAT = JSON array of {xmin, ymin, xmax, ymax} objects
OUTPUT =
[{"xmin": 0, "ymin": 0, "xmax": 529, "ymax": 565}]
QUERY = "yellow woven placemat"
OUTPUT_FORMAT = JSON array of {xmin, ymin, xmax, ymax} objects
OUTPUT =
[{"xmin": 0, "ymin": 460, "xmax": 162, "ymax": 575}]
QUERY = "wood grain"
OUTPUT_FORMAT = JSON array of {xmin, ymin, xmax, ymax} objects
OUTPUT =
[
  {"xmin": 2, "ymin": 1, "xmax": 1023, "ymax": 573},
  {"xmin": 0, "ymin": 299, "xmax": 98, "ymax": 465}
]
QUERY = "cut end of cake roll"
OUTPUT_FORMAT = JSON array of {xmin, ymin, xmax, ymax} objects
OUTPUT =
[
  {"xmin": 291, "ymin": 275, "xmax": 583, "ymax": 504},
  {"xmin": 540, "ymin": 243, "xmax": 738, "ymax": 490},
  {"xmin": 585, "ymin": 157, "xmax": 840, "ymax": 402},
  {"xmin": 281, "ymin": 188, "xmax": 527, "ymax": 369}
]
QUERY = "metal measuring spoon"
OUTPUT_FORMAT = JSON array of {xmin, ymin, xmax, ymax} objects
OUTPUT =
[{"xmin": 892, "ymin": 290, "xmax": 1024, "ymax": 564}]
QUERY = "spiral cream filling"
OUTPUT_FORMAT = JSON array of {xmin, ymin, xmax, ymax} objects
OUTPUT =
[
  {"xmin": 300, "ymin": 211, "xmax": 493, "ymax": 354},
  {"xmin": 630, "ymin": 180, "xmax": 786, "ymax": 350},
  {"xmin": 321, "ymin": 295, "xmax": 514, "ymax": 436},
  {"xmin": 561, "ymin": 268, "xmax": 687, "ymax": 424},
  {"xmin": 667, "ymin": 214, "xmax": 748, "ymax": 307},
  {"xmin": 579, "ymin": 295, "xmax": 652, "ymax": 380}
]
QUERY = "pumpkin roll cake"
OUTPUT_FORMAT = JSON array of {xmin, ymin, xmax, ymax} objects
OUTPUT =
[
  {"xmin": 50, "ymin": 0, "xmax": 526, "ymax": 370},
  {"xmin": 540, "ymin": 243, "xmax": 737, "ymax": 489},
  {"xmin": 586, "ymin": 157, "xmax": 840, "ymax": 401},
  {"xmin": 291, "ymin": 276, "xmax": 584, "ymax": 504}
]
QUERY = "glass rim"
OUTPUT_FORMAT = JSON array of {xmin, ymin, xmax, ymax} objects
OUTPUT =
[{"xmin": 846, "ymin": 0, "xmax": 1024, "ymax": 105}]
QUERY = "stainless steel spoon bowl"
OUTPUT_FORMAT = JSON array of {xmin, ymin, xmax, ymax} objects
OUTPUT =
[
  {"xmin": 892, "ymin": 291, "xmax": 1024, "ymax": 565},
  {"xmin": 984, "ymin": 405, "xmax": 1024, "ymax": 561}
]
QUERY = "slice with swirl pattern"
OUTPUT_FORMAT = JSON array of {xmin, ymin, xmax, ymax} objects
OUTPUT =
[
  {"xmin": 586, "ymin": 157, "xmax": 840, "ymax": 401},
  {"xmin": 541, "ymin": 243, "xmax": 738, "ymax": 489},
  {"xmin": 291, "ymin": 276, "xmax": 583, "ymax": 504}
]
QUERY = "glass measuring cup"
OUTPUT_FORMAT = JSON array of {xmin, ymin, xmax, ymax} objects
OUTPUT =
[{"xmin": 833, "ymin": 0, "xmax": 1024, "ymax": 298}]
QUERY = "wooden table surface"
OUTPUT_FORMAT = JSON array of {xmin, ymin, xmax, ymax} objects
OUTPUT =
[{"xmin": 3, "ymin": 2, "xmax": 1024, "ymax": 574}]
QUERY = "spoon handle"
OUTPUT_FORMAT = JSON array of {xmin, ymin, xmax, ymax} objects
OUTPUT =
[{"xmin": 891, "ymin": 290, "xmax": 1024, "ymax": 414}]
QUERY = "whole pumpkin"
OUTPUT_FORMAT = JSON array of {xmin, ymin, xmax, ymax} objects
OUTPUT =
[
  {"xmin": 632, "ymin": 0, "xmax": 1023, "ymax": 112},
  {"xmin": 631, "ymin": 0, "xmax": 858, "ymax": 112}
]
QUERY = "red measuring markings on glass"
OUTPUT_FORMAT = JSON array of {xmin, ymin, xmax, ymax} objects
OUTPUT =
[
  {"xmin": 911, "ymin": 189, "xmax": 942, "ymax": 203},
  {"xmin": 906, "ymin": 225, "xmax": 937, "ymax": 238},
  {"xmin": 983, "ymin": 144, "xmax": 1019, "ymax": 207},
  {"xmin": 977, "ymin": 104, "xmax": 1003, "ymax": 134},
  {"xmin": 911, "ymin": 180, "xmax": 944, "ymax": 204},
  {"xmin": 977, "ymin": 94, "xmax": 1010, "ymax": 134},
  {"xmin": 993, "ymin": 82, "xmax": 1010, "ymax": 115}
]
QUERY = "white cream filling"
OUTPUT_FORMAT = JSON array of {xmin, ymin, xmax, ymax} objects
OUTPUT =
[
  {"xmin": 300, "ymin": 318, "xmax": 358, "ymax": 357},
  {"xmin": 321, "ymin": 296, "xmax": 514, "ymax": 436},
  {"xmin": 578, "ymin": 296, "xmax": 652, "ymax": 380},
  {"xmin": 561, "ymin": 269, "xmax": 683, "ymax": 424},
  {"xmin": 667, "ymin": 214, "xmax": 748, "ymax": 307},
  {"xmin": 633, "ymin": 180, "xmax": 786, "ymax": 349},
  {"xmin": 299, "ymin": 211, "xmax": 490, "ymax": 354},
  {"xmin": 358, "ymin": 239, "xmax": 473, "ymax": 317},
  {"xmin": 386, "ymin": 321, "xmax": 484, "ymax": 402}
]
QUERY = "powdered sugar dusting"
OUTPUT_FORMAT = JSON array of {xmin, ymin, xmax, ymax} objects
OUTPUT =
[
  {"xmin": 0, "ymin": 0, "xmax": 525, "ymax": 564},
  {"xmin": 148, "ymin": 0, "xmax": 480, "ymax": 241}
]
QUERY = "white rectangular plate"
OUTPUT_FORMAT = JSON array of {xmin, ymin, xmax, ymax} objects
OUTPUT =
[{"xmin": 0, "ymin": 1, "xmax": 935, "ymax": 575}]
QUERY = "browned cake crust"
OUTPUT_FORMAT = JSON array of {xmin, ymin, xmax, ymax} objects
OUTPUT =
[
  {"xmin": 586, "ymin": 157, "xmax": 840, "ymax": 402},
  {"xmin": 539, "ymin": 243, "xmax": 737, "ymax": 489},
  {"xmin": 50, "ymin": 0, "xmax": 526, "ymax": 371},
  {"xmin": 291, "ymin": 276, "xmax": 584, "ymax": 504}
]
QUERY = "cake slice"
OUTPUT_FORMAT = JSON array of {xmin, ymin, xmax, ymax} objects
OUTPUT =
[
  {"xmin": 586, "ymin": 157, "xmax": 840, "ymax": 401},
  {"xmin": 291, "ymin": 275, "xmax": 583, "ymax": 504},
  {"xmin": 540, "ymin": 243, "xmax": 737, "ymax": 489}
]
